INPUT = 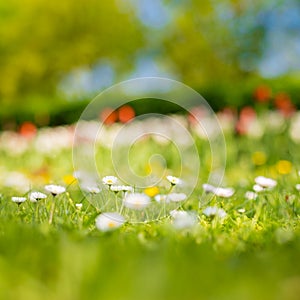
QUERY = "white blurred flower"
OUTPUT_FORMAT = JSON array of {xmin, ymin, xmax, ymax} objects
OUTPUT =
[
  {"xmin": 154, "ymin": 194, "xmax": 169, "ymax": 203},
  {"xmin": 102, "ymin": 176, "xmax": 118, "ymax": 186},
  {"xmin": 168, "ymin": 193, "xmax": 187, "ymax": 202},
  {"xmin": 75, "ymin": 203, "xmax": 83, "ymax": 210},
  {"xmin": 34, "ymin": 126, "xmax": 73, "ymax": 153},
  {"xmin": 289, "ymin": 112, "xmax": 300, "ymax": 143},
  {"xmin": 213, "ymin": 187, "xmax": 235, "ymax": 198},
  {"xmin": 247, "ymin": 119, "xmax": 264, "ymax": 139},
  {"xmin": 253, "ymin": 184, "xmax": 265, "ymax": 193},
  {"xmin": 265, "ymin": 111, "xmax": 285, "ymax": 132},
  {"xmin": 202, "ymin": 183, "xmax": 234, "ymax": 198},
  {"xmin": 4, "ymin": 172, "xmax": 30, "ymax": 193},
  {"xmin": 203, "ymin": 206, "xmax": 227, "ymax": 219},
  {"xmin": 237, "ymin": 208, "xmax": 246, "ymax": 213},
  {"xmin": 11, "ymin": 196, "xmax": 27, "ymax": 204},
  {"xmin": 123, "ymin": 193, "xmax": 151, "ymax": 210},
  {"xmin": 254, "ymin": 176, "xmax": 277, "ymax": 188},
  {"xmin": 202, "ymin": 183, "xmax": 216, "ymax": 193},
  {"xmin": 95, "ymin": 212, "xmax": 125, "ymax": 232},
  {"xmin": 45, "ymin": 184, "xmax": 66, "ymax": 196},
  {"xmin": 29, "ymin": 192, "xmax": 47, "ymax": 202},
  {"xmin": 295, "ymin": 184, "xmax": 300, "ymax": 191},
  {"xmin": 170, "ymin": 210, "xmax": 197, "ymax": 230},
  {"xmin": 84, "ymin": 186, "xmax": 101, "ymax": 194},
  {"xmin": 166, "ymin": 175, "xmax": 181, "ymax": 186},
  {"xmin": 0, "ymin": 132, "xmax": 28, "ymax": 156},
  {"xmin": 245, "ymin": 191, "xmax": 258, "ymax": 200},
  {"xmin": 110, "ymin": 185, "xmax": 133, "ymax": 193}
]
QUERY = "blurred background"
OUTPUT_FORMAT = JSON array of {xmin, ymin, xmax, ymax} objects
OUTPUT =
[{"xmin": 1, "ymin": 0, "xmax": 300, "ymax": 129}]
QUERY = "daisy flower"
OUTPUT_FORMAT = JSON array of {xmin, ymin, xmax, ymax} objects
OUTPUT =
[
  {"xmin": 11, "ymin": 196, "xmax": 27, "ymax": 205},
  {"xmin": 166, "ymin": 175, "xmax": 182, "ymax": 186},
  {"xmin": 203, "ymin": 206, "xmax": 227, "ymax": 219},
  {"xmin": 95, "ymin": 212, "xmax": 125, "ymax": 232},
  {"xmin": 253, "ymin": 184, "xmax": 265, "ymax": 193},
  {"xmin": 102, "ymin": 176, "xmax": 118, "ymax": 186},
  {"xmin": 245, "ymin": 191, "xmax": 258, "ymax": 200},
  {"xmin": 45, "ymin": 184, "xmax": 66, "ymax": 196},
  {"xmin": 202, "ymin": 183, "xmax": 216, "ymax": 193},
  {"xmin": 170, "ymin": 210, "xmax": 197, "ymax": 230},
  {"xmin": 213, "ymin": 187, "xmax": 235, "ymax": 198},
  {"xmin": 84, "ymin": 186, "xmax": 101, "ymax": 194},
  {"xmin": 110, "ymin": 185, "xmax": 133, "ymax": 193},
  {"xmin": 154, "ymin": 194, "xmax": 169, "ymax": 203},
  {"xmin": 123, "ymin": 193, "xmax": 151, "ymax": 210},
  {"xmin": 168, "ymin": 192, "xmax": 187, "ymax": 202},
  {"xmin": 29, "ymin": 192, "xmax": 47, "ymax": 202},
  {"xmin": 254, "ymin": 176, "xmax": 277, "ymax": 188}
]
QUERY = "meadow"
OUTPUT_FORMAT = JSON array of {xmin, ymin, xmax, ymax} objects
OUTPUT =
[{"xmin": 0, "ymin": 110, "xmax": 300, "ymax": 300}]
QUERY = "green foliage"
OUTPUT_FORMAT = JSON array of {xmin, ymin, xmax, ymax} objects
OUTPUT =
[{"xmin": 0, "ymin": 0, "xmax": 143, "ymax": 101}]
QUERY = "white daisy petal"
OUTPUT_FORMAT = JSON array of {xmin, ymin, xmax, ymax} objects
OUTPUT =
[
  {"xmin": 166, "ymin": 175, "xmax": 182, "ymax": 186},
  {"xmin": 202, "ymin": 183, "xmax": 216, "ymax": 193},
  {"xmin": 168, "ymin": 192, "xmax": 187, "ymax": 202},
  {"xmin": 95, "ymin": 212, "xmax": 125, "ymax": 232},
  {"xmin": 254, "ymin": 176, "xmax": 277, "ymax": 188},
  {"xmin": 102, "ymin": 176, "xmax": 118, "ymax": 186},
  {"xmin": 45, "ymin": 185, "xmax": 66, "ymax": 196},
  {"xmin": 213, "ymin": 187, "xmax": 235, "ymax": 198},
  {"xmin": 170, "ymin": 210, "xmax": 197, "ymax": 229},
  {"xmin": 110, "ymin": 185, "xmax": 133, "ymax": 193},
  {"xmin": 253, "ymin": 184, "xmax": 265, "ymax": 193},
  {"xmin": 245, "ymin": 191, "xmax": 258, "ymax": 200},
  {"xmin": 11, "ymin": 196, "xmax": 27, "ymax": 204},
  {"xmin": 29, "ymin": 192, "xmax": 47, "ymax": 202},
  {"xmin": 203, "ymin": 206, "xmax": 227, "ymax": 219},
  {"xmin": 123, "ymin": 193, "xmax": 151, "ymax": 210}
]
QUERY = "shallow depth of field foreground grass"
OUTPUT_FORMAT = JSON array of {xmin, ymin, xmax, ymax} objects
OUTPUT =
[{"xmin": 1, "ymin": 113, "xmax": 300, "ymax": 300}]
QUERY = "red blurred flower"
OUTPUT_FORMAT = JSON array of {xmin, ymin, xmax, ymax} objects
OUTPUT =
[
  {"xmin": 236, "ymin": 106, "xmax": 256, "ymax": 135},
  {"xmin": 274, "ymin": 92, "xmax": 295, "ymax": 117},
  {"xmin": 253, "ymin": 85, "xmax": 272, "ymax": 103}
]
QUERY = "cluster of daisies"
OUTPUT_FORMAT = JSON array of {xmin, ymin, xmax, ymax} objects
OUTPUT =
[
  {"xmin": 10, "ymin": 174, "xmax": 288, "ymax": 232},
  {"xmin": 96, "ymin": 174, "xmax": 289, "ymax": 232},
  {"xmin": 11, "ymin": 184, "xmax": 67, "ymax": 205},
  {"xmin": 11, "ymin": 184, "xmax": 85, "ymax": 210},
  {"xmin": 95, "ymin": 175, "xmax": 191, "ymax": 231}
]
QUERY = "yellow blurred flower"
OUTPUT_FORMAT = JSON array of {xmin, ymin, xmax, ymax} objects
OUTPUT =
[
  {"xmin": 252, "ymin": 151, "xmax": 266, "ymax": 166},
  {"xmin": 63, "ymin": 174, "xmax": 77, "ymax": 185},
  {"xmin": 276, "ymin": 160, "xmax": 292, "ymax": 175},
  {"xmin": 144, "ymin": 186, "xmax": 159, "ymax": 197}
]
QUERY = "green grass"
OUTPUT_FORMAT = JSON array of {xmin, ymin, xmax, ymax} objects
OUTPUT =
[{"xmin": 0, "ymin": 117, "xmax": 300, "ymax": 300}]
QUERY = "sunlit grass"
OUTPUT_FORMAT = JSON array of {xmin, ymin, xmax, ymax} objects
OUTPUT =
[{"xmin": 0, "ymin": 118, "xmax": 300, "ymax": 300}]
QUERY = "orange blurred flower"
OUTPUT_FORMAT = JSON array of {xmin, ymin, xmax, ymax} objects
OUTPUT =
[
  {"xmin": 118, "ymin": 105, "xmax": 135, "ymax": 123},
  {"xmin": 19, "ymin": 121, "xmax": 37, "ymax": 139},
  {"xmin": 100, "ymin": 107, "xmax": 118, "ymax": 125}
]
